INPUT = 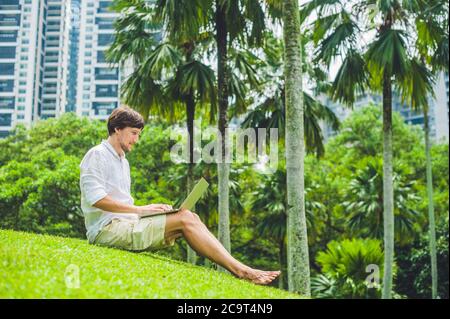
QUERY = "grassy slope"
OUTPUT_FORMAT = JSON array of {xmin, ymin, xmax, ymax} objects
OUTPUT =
[{"xmin": 0, "ymin": 230, "xmax": 301, "ymax": 299}]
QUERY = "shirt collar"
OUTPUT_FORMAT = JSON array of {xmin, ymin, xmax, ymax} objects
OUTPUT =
[{"xmin": 101, "ymin": 139, "xmax": 125, "ymax": 160}]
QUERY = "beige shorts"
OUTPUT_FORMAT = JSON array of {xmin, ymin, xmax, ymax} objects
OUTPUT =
[{"xmin": 93, "ymin": 215, "xmax": 175, "ymax": 251}]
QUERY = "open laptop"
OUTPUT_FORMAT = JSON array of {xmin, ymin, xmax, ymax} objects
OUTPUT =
[{"xmin": 140, "ymin": 177, "xmax": 209, "ymax": 218}]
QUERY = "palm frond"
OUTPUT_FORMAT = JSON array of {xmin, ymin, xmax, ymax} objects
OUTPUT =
[
  {"xmin": 141, "ymin": 43, "xmax": 182, "ymax": 79},
  {"xmin": 331, "ymin": 51, "xmax": 369, "ymax": 106},
  {"xmin": 366, "ymin": 29, "xmax": 411, "ymax": 81},
  {"xmin": 397, "ymin": 58, "xmax": 435, "ymax": 112}
]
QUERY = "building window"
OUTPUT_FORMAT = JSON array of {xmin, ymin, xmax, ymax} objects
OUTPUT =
[
  {"xmin": 93, "ymin": 101, "xmax": 117, "ymax": 115},
  {"xmin": 0, "ymin": 97, "xmax": 15, "ymax": 110},
  {"xmin": 0, "ymin": 0, "xmax": 20, "ymax": 10},
  {"xmin": 95, "ymin": 84, "xmax": 118, "ymax": 97},
  {"xmin": 95, "ymin": 67, "xmax": 118, "ymax": 80},
  {"xmin": 96, "ymin": 17, "xmax": 115, "ymax": 30},
  {"xmin": 48, "ymin": 5, "xmax": 61, "ymax": 11},
  {"xmin": 0, "ymin": 113, "xmax": 12, "ymax": 126},
  {"xmin": 0, "ymin": 14, "xmax": 21, "ymax": 27},
  {"xmin": 0, "ymin": 63, "xmax": 14, "ymax": 75},
  {"xmin": 97, "ymin": 51, "xmax": 107, "ymax": 63},
  {"xmin": 47, "ymin": 35, "xmax": 59, "ymax": 41},
  {"xmin": 0, "ymin": 46, "xmax": 16, "ymax": 59},
  {"xmin": 0, "ymin": 80, "xmax": 14, "ymax": 92},
  {"xmin": 98, "ymin": 1, "xmax": 113, "ymax": 13},
  {"xmin": 97, "ymin": 33, "xmax": 114, "ymax": 46},
  {"xmin": 0, "ymin": 30, "xmax": 18, "ymax": 42}
]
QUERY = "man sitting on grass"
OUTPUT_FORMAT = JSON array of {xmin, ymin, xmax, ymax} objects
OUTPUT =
[{"xmin": 79, "ymin": 106, "xmax": 280, "ymax": 285}]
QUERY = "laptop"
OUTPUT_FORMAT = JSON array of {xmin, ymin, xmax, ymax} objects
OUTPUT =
[{"xmin": 140, "ymin": 177, "xmax": 209, "ymax": 218}]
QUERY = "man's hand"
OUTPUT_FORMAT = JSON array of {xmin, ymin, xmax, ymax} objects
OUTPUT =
[{"xmin": 135, "ymin": 203, "xmax": 173, "ymax": 215}]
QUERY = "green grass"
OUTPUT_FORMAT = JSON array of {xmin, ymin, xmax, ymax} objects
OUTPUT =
[{"xmin": 0, "ymin": 229, "xmax": 302, "ymax": 299}]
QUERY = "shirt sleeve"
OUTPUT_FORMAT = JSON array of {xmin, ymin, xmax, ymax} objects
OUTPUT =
[{"xmin": 80, "ymin": 150, "xmax": 108, "ymax": 206}]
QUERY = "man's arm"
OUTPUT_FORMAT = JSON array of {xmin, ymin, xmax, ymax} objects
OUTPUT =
[
  {"xmin": 93, "ymin": 195, "xmax": 173, "ymax": 215},
  {"xmin": 93, "ymin": 195, "xmax": 139, "ymax": 213}
]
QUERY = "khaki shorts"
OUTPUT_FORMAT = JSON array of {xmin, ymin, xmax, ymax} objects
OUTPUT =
[{"xmin": 93, "ymin": 215, "xmax": 175, "ymax": 251}]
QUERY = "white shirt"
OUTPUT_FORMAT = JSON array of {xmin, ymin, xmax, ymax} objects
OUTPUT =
[{"xmin": 79, "ymin": 139, "xmax": 139, "ymax": 243}]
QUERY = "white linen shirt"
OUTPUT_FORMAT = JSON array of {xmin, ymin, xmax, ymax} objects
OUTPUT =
[{"xmin": 79, "ymin": 139, "xmax": 139, "ymax": 243}]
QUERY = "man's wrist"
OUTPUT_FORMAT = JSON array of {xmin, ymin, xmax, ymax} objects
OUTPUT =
[{"xmin": 132, "ymin": 206, "xmax": 141, "ymax": 214}]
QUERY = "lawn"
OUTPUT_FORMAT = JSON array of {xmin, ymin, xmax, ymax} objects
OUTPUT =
[{"xmin": 0, "ymin": 229, "xmax": 302, "ymax": 299}]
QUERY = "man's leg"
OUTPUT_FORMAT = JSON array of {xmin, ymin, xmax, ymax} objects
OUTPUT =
[
  {"xmin": 164, "ymin": 230, "xmax": 182, "ymax": 244},
  {"xmin": 164, "ymin": 209, "xmax": 280, "ymax": 285}
]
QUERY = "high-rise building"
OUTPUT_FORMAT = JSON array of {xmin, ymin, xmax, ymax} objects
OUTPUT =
[
  {"xmin": 41, "ymin": 0, "xmax": 70, "ymax": 120},
  {"xmin": 75, "ymin": 0, "xmax": 121, "ymax": 119},
  {"xmin": 1, "ymin": 0, "xmax": 161, "ymax": 138},
  {"xmin": 66, "ymin": 0, "xmax": 81, "ymax": 113},
  {"xmin": 434, "ymin": 72, "xmax": 449, "ymax": 142},
  {"xmin": 0, "ymin": 0, "xmax": 70, "ymax": 137}
]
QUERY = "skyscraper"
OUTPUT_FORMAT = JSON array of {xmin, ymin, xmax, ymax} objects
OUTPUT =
[
  {"xmin": 41, "ymin": 0, "xmax": 70, "ymax": 120},
  {"xmin": 66, "ymin": 0, "xmax": 81, "ymax": 113},
  {"xmin": 434, "ymin": 72, "xmax": 449, "ymax": 142},
  {"xmin": 0, "ymin": 0, "xmax": 70, "ymax": 137},
  {"xmin": 75, "ymin": 0, "xmax": 121, "ymax": 119}
]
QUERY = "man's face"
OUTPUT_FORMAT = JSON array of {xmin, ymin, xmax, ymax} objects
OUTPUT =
[{"xmin": 116, "ymin": 127, "xmax": 142, "ymax": 153}]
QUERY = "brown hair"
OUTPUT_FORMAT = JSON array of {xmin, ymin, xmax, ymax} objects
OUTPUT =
[{"xmin": 107, "ymin": 106, "xmax": 145, "ymax": 136}]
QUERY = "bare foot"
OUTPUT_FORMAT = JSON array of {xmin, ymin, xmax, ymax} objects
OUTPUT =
[{"xmin": 237, "ymin": 268, "xmax": 281, "ymax": 285}]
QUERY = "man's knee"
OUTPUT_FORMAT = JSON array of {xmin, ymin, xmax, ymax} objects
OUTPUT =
[{"xmin": 178, "ymin": 209, "xmax": 200, "ymax": 229}]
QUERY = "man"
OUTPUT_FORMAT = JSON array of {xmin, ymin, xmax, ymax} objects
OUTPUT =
[{"xmin": 80, "ymin": 106, "xmax": 280, "ymax": 285}]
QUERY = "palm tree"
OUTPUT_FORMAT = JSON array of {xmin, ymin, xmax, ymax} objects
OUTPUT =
[
  {"xmin": 212, "ymin": 0, "xmax": 268, "ymax": 270},
  {"xmin": 342, "ymin": 157, "xmax": 420, "ymax": 245},
  {"xmin": 412, "ymin": 0, "xmax": 448, "ymax": 299},
  {"xmin": 302, "ymin": 0, "xmax": 447, "ymax": 298},
  {"xmin": 313, "ymin": 238, "xmax": 385, "ymax": 299},
  {"xmin": 252, "ymin": 167, "xmax": 324, "ymax": 289},
  {"xmin": 282, "ymin": 0, "xmax": 310, "ymax": 296},
  {"xmin": 108, "ymin": 0, "xmax": 216, "ymax": 264}
]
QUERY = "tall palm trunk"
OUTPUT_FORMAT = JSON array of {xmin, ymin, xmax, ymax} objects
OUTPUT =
[
  {"xmin": 186, "ymin": 93, "xmax": 197, "ymax": 264},
  {"xmin": 215, "ymin": 0, "xmax": 231, "ymax": 272},
  {"xmin": 424, "ymin": 109, "xmax": 438, "ymax": 298},
  {"xmin": 282, "ymin": 0, "xmax": 310, "ymax": 296},
  {"xmin": 278, "ymin": 240, "xmax": 286, "ymax": 289},
  {"xmin": 382, "ymin": 70, "xmax": 394, "ymax": 299}
]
